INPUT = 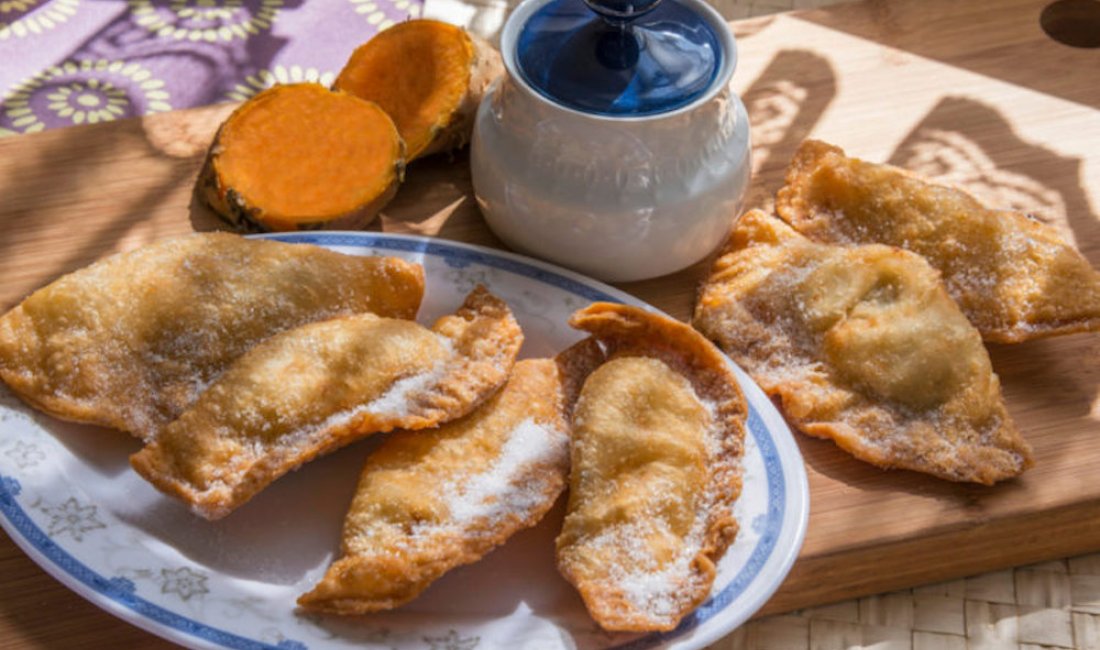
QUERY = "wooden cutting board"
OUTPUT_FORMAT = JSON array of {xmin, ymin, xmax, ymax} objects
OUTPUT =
[{"xmin": 2, "ymin": 0, "xmax": 1100, "ymax": 645}]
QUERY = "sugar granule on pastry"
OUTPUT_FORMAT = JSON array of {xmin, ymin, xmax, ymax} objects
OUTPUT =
[
  {"xmin": 131, "ymin": 286, "xmax": 522, "ymax": 520},
  {"xmin": 694, "ymin": 209, "xmax": 1033, "ymax": 484},
  {"xmin": 0, "ymin": 232, "xmax": 424, "ymax": 441},
  {"xmin": 298, "ymin": 347, "xmax": 601, "ymax": 614},
  {"xmin": 776, "ymin": 139, "xmax": 1100, "ymax": 343},
  {"xmin": 556, "ymin": 304, "xmax": 746, "ymax": 632}
]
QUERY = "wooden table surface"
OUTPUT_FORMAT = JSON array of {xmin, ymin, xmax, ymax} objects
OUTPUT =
[{"xmin": 2, "ymin": 0, "xmax": 1100, "ymax": 647}]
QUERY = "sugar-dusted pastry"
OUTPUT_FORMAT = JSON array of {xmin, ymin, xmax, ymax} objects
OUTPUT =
[
  {"xmin": 556, "ymin": 304, "xmax": 745, "ymax": 632},
  {"xmin": 776, "ymin": 139, "xmax": 1100, "ymax": 343},
  {"xmin": 694, "ymin": 210, "xmax": 1034, "ymax": 484},
  {"xmin": 298, "ymin": 341, "xmax": 603, "ymax": 614},
  {"xmin": 131, "ymin": 287, "xmax": 522, "ymax": 520},
  {"xmin": 0, "ymin": 233, "xmax": 424, "ymax": 441}
]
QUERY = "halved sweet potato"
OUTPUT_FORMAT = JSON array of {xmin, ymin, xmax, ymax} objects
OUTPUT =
[
  {"xmin": 334, "ymin": 20, "xmax": 503, "ymax": 160},
  {"xmin": 198, "ymin": 83, "xmax": 405, "ymax": 232}
]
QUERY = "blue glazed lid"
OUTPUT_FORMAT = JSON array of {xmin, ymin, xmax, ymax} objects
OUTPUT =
[{"xmin": 515, "ymin": 0, "xmax": 724, "ymax": 116}]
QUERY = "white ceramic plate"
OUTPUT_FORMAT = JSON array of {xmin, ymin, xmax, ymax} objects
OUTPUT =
[{"xmin": 0, "ymin": 233, "xmax": 808, "ymax": 650}]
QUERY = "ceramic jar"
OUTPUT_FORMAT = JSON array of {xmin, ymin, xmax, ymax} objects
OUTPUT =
[{"xmin": 470, "ymin": 0, "xmax": 751, "ymax": 282}]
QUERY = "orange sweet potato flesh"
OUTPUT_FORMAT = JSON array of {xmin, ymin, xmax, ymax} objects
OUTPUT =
[
  {"xmin": 334, "ymin": 20, "xmax": 502, "ymax": 160},
  {"xmin": 199, "ymin": 83, "xmax": 405, "ymax": 232}
]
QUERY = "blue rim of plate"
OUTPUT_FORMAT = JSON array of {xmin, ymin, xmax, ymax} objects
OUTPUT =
[{"xmin": 0, "ymin": 232, "xmax": 808, "ymax": 650}]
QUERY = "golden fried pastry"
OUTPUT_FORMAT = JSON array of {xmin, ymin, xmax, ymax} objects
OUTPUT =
[
  {"xmin": 0, "ymin": 233, "xmax": 424, "ymax": 441},
  {"xmin": 694, "ymin": 210, "xmax": 1034, "ymax": 484},
  {"xmin": 130, "ymin": 287, "xmax": 522, "ymax": 520},
  {"xmin": 776, "ymin": 139, "xmax": 1100, "ymax": 342},
  {"xmin": 556, "ymin": 304, "xmax": 745, "ymax": 632},
  {"xmin": 298, "ymin": 344, "xmax": 602, "ymax": 614}
]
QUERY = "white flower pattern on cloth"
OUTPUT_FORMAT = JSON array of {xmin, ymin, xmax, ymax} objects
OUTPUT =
[
  {"xmin": 0, "ymin": 0, "xmax": 424, "ymax": 132},
  {"xmin": 348, "ymin": 0, "xmax": 417, "ymax": 31},
  {"xmin": 45, "ymin": 79, "xmax": 129, "ymax": 124},
  {"xmin": 0, "ymin": 0, "xmax": 79, "ymax": 40},
  {"xmin": 0, "ymin": 0, "xmax": 38, "ymax": 10},
  {"xmin": 224, "ymin": 65, "xmax": 336, "ymax": 102},
  {"xmin": 127, "ymin": 0, "xmax": 282, "ymax": 42},
  {"xmin": 38, "ymin": 497, "xmax": 105, "ymax": 541},
  {"xmin": 2, "ymin": 58, "xmax": 171, "ymax": 134}
]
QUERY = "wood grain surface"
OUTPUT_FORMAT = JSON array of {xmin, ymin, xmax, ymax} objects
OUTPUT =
[{"xmin": 2, "ymin": 0, "xmax": 1100, "ymax": 647}]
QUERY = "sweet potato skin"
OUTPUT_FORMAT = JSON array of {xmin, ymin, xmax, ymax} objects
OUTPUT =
[
  {"xmin": 417, "ymin": 30, "xmax": 503, "ymax": 159},
  {"xmin": 197, "ymin": 84, "xmax": 405, "ymax": 232},
  {"xmin": 197, "ymin": 159, "xmax": 401, "ymax": 232},
  {"xmin": 334, "ymin": 20, "xmax": 503, "ymax": 161}
]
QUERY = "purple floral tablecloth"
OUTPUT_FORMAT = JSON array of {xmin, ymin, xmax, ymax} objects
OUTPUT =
[{"xmin": 0, "ymin": 0, "xmax": 425, "ymax": 136}]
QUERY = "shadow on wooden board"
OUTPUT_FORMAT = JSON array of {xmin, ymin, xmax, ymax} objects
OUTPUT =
[
  {"xmin": 796, "ymin": 432, "xmax": 1034, "ymax": 504},
  {"xmin": 794, "ymin": 0, "xmax": 1100, "ymax": 111},
  {"xmin": 888, "ymin": 95, "xmax": 1100, "ymax": 266},
  {"xmin": 742, "ymin": 49, "xmax": 837, "ymax": 189},
  {"xmin": 0, "ymin": 121, "xmax": 199, "ymax": 310},
  {"xmin": 887, "ymin": 95, "xmax": 1100, "ymax": 468}
]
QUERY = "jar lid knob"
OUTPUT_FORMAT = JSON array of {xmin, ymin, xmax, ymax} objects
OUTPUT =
[
  {"xmin": 516, "ymin": 0, "xmax": 724, "ymax": 116},
  {"xmin": 582, "ymin": 0, "xmax": 663, "ymax": 26}
]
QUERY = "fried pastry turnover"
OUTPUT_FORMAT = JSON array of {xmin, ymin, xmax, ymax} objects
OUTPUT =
[
  {"xmin": 694, "ymin": 210, "xmax": 1033, "ymax": 484},
  {"xmin": 0, "ymin": 233, "xmax": 424, "ymax": 441},
  {"xmin": 776, "ymin": 139, "xmax": 1100, "ymax": 343},
  {"xmin": 556, "ymin": 304, "xmax": 746, "ymax": 632},
  {"xmin": 131, "ymin": 286, "xmax": 522, "ymax": 520},
  {"xmin": 298, "ymin": 342, "xmax": 603, "ymax": 614}
]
